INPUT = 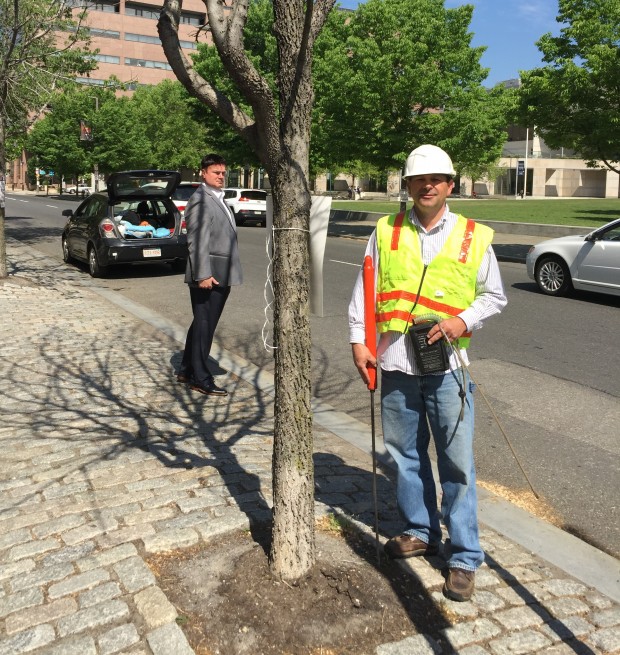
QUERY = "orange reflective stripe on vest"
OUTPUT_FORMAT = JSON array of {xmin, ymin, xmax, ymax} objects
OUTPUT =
[
  {"xmin": 459, "ymin": 219, "xmax": 475, "ymax": 263},
  {"xmin": 390, "ymin": 212, "xmax": 405, "ymax": 250},
  {"xmin": 376, "ymin": 289, "xmax": 468, "ymax": 317}
]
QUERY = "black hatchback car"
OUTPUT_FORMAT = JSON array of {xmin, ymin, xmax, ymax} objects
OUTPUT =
[{"xmin": 61, "ymin": 170, "xmax": 187, "ymax": 277}]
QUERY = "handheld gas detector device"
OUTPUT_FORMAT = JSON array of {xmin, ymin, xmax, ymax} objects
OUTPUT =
[{"xmin": 408, "ymin": 320, "xmax": 450, "ymax": 375}]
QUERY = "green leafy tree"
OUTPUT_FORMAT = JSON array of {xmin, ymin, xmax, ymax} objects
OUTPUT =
[
  {"xmin": 130, "ymin": 80, "xmax": 210, "ymax": 171},
  {"xmin": 27, "ymin": 85, "xmax": 154, "ymax": 184},
  {"xmin": 187, "ymin": 1, "xmax": 509, "ymax": 182},
  {"xmin": 90, "ymin": 95, "xmax": 151, "ymax": 173},
  {"xmin": 312, "ymin": 0, "xmax": 510, "ymax": 175},
  {"xmin": 0, "ymin": 0, "xmax": 94, "ymax": 276},
  {"xmin": 27, "ymin": 87, "xmax": 110, "ymax": 186},
  {"xmin": 517, "ymin": 0, "xmax": 620, "ymax": 173}
]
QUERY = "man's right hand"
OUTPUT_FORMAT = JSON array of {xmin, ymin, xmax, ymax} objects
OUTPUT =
[
  {"xmin": 351, "ymin": 343, "xmax": 377, "ymax": 386},
  {"xmin": 198, "ymin": 277, "xmax": 218, "ymax": 290}
]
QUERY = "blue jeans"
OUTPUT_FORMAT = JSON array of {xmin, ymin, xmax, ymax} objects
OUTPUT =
[{"xmin": 381, "ymin": 368, "xmax": 484, "ymax": 571}]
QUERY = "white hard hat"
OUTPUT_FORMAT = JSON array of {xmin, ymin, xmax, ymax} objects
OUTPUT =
[{"xmin": 403, "ymin": 144, "xmax": 456, "ymax": 178}]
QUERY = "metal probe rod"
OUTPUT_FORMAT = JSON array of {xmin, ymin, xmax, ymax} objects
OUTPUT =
[{"xmin": 436, "ymin": 324, "xmax": 540, "ymax": 499}]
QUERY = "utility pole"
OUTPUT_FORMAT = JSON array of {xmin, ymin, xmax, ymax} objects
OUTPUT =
[{"xmin": 89, "ymin": 96, "xmax": 99, "ymax": 192}]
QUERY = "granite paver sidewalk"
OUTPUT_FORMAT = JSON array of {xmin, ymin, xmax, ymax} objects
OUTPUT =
[{"xmin": 1, "ymin": 240, "xmax": 618, "ymax": 655}]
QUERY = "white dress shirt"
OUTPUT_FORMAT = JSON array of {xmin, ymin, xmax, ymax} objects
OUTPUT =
[
  {"xmin": 348, "ymin": 205, "xmax": 507, "ymax": 375},
  {"xmin": 205, "ymin": 184, "xmax": 236, "ymax": 229}
]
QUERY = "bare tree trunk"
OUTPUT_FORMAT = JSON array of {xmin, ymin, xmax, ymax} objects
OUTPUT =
[
  {"xmin": 269, "ymin": 168, "xmax": 315, "ymax": 580},
  {"xmin": 0, "ymin": 120, "xmax": 7, "ymax": 279},
  {"xmin": 0, "ymin": 209, "xmax": 6, "ymax": 279},
  {"xmin": 158, "ymin": 0, "xmax": 335, "ymax": 582},
  {"xmin": 267, "ymin": 0, "xmax": 319, "ymax": 581}
]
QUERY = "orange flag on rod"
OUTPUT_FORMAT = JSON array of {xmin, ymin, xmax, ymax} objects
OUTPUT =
[{"xmin": 363, "ymin": 255, "xmax": 377, "ymax": 391}]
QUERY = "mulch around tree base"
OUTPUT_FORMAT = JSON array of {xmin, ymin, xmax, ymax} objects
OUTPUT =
[{"xmin": 148, "ymin": 522, "xmax": 456, "ymax": 655}]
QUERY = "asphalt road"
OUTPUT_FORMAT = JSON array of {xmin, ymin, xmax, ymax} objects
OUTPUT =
[{"xmin": 5, "ymin": 192, "xmax": 620, "ymax": 559}]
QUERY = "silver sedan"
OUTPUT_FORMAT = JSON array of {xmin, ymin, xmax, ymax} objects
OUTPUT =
[{"xmin": 526, "ymin": 218, "xmax": 620, "ymax": 297}]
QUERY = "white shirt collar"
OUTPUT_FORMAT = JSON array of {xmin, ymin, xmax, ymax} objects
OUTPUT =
[
  {"xmin": 204, "ymin": 183, "xmax": 224, "ymax": 201},
  {"xmin": 409, "ymin": 204, "xmax": 450, "ymax": 234}
]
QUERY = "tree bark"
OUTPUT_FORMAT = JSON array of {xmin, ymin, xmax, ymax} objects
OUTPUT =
[
  {"xmin": 0, "ymin": 119, "xmax": 7, "ymax": 278},
  {"xmin": 270, "ymin": 172, "xmax": 315, "ymax": 578}
]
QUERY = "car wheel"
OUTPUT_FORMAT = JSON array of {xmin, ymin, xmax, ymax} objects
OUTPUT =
[
  {"xmin": 88, "ymin": 246, "xmax": 107, "ymax": 278},
  {"xmin": 535, "ymin": 255, "xmax": 572, "ymax": 296},
  {"xmin": 61, "ymin": 237, "xmax": 73, "ymax": 263}
]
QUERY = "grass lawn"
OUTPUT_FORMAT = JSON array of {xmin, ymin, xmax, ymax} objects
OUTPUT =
[{"xmin": 332, "ymin": 198, "xmax": 620, "ymax": 228}]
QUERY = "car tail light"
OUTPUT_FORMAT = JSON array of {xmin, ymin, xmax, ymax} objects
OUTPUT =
[
  {"xmin": 239, "ymin": 196, "xmax": 250, "ymax": 202},
  {"xmin": 180, "ymin": 219, "xmax": 187, "ymax": 234},
  {"xmin": 99, "ymin": 219, "xmax": 118, "ymax": 238}
]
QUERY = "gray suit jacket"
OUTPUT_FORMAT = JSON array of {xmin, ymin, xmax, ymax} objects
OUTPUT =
[{"xmin": 184, "ymin": 185, "xmax": 243, "ymax": 287}]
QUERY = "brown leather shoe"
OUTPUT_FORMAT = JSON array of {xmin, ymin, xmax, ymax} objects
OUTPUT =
[
  {"xmin": 176, "ymin": 374, "xmax": 191, "ymax": 384},
  {"xmin": 384, "ymin": 534, "xmax": 439, "ymax": 559},
  {"xmin": 443, "ymin": 568, "xmax": 475, "ymax": 602}
]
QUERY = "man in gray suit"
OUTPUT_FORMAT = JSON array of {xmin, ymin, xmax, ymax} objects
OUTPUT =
[{"xmin": 177, "ymin": 154, "xmax": 242, "ymax": 396}]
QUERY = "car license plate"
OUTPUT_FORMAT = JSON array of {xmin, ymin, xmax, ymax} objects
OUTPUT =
[{"xmin": 143, "ymin": 248, "xmax": 161, "ymax": 258}]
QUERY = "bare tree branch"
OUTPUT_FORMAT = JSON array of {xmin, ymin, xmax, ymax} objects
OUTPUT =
[{"xmin": 159, "ymin": 0, "xmax": 276, "ymax": 164}]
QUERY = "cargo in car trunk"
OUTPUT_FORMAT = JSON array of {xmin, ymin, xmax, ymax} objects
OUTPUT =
[{"xmin": 114, "ymin": 198, "xmax": 177, "ymax": 240}]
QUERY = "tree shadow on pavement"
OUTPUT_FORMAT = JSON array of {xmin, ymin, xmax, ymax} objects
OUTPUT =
[
  {"xmin": 0, "ymin": 263, "xmax": 274, "ymax": 550},
  {"xmin": 484, "ymin": 552, "xmax": 598, "ymax": 655}
]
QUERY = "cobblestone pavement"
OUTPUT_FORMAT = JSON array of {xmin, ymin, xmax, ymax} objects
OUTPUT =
[{"xmin": 1, "ymin": 240, "xmax": 619, "ymax": 655}]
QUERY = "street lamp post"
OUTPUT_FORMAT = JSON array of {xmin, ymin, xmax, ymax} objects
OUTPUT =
[
  {"xmin": 89, "ymin": 96, "xmax": 99, "ymax": 192},
  {"xmin": 523, "ymin": 127, "xmax": 529, "ymax": 198}
]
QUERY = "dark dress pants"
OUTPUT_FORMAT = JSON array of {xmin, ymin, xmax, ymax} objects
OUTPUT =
[{"xmin": 180, "ymin": 285, "xmax": 231, "ymax": 386}]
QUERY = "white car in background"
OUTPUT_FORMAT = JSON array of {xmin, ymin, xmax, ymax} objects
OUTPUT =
[
  {"xmin": 223, "ymin": 188, "xmax": 267, "ymax": 226},
  {"xmin": 526, "ymin": 218, "xmax": 620, "ymax": 297},
  {"xmin": 65, "ymin": 183, "xmax": 90, "ymax": 196},
  {"xmin": 172, "ymin": 182, "xmax": 201, "ymax": 217}
]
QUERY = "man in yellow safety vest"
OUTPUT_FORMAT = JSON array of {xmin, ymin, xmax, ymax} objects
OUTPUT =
[{"xmin": 349, "ymin": 144, "xmax": 507, "ymax": 601}]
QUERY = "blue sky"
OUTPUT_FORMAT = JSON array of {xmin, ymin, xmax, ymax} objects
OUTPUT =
[{"xmin": 337, "ymin": 0, "xmax": 561, "ymax": 87}]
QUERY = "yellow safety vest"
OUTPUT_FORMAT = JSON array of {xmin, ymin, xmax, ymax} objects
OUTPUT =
[{"xmin": 375, "ymin": 212, "xmax": 493, "ymax": 348}]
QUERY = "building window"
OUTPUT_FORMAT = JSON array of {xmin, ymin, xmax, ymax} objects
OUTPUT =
[
  {"xmin": 92, "ymin": 54, "xmax": 120, "ymax": 64},
  {"xmin": 124, "ymin": 32, "xmax": 197, "ymax": 50},
  {"xmin": 125, "ymin": 32, "xmax": 160, "ymax": 45},
  {"xmin": 124, "ymin": 3, "xmax": 204, "ymax": 25},
  {"xmin": 366, "ymin": 174, "xmax": 388, "ymax": 193},
  {"xmin": 88, "ymin": 28, "xmax": 120, "ymax": 39},
  {"xmin": 180, "ymin": 12, "xmax": 205, "ymax": 26},
  {"xmin": 125, "ymin": 3, "xmax": 160, "ymax": 19},
  {"xmin": 82, "ymin": 1, "xmax": 119, "ymax": 13},
  {"xmin": 75, "ymin": 77, "xmax": 107, "ymax": 86},
  {"xmin": 125, "ymin": 57, "xmax": 172, "ymax": 71}
]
